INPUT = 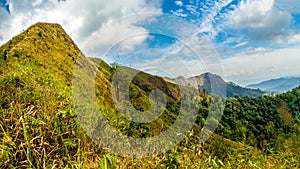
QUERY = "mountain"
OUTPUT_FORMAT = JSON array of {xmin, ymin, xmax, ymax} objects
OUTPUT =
[
  {"xmin": 226, "ymin": 82, "xmax": 269, "ymax": 97},
  {"xmin": 0, "ymin": 22, "xmax": 104, "ymax": 167},
  {"xmin": 247, "ymin": 76, "xmax": 300, "ymax": 93},
  {"xmin": 173, "ymin": 73, "xmax": 268, "ymax": 98},
  {"xmin": 1, "ymin": 22, "xmax": 299, "ymax": 168},
  {"xmin": 0, "ymin": 22, "xmax": 202, "ymax": 167}
]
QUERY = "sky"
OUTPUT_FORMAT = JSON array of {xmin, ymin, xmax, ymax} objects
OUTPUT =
[{"xmin": 0, "ymin": 0, "xmax": 300, "ymax": 86}]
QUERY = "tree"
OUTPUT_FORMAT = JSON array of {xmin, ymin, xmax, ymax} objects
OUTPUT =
[
  {"xmin": 110, "ymin": 62, "xmax": 120, "ymax": 101},
  {"xmin": 110, "ymin": 62, "xmax": 119, "ymax": 71}
]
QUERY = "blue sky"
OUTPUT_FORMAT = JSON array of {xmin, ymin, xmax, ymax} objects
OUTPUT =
[
  {"xmin": 0, "ymin": 0, "xmax": 10, "ymax": 14},
  {"xmin": 0, "ymin": 0, "xmax": 300, "ymax": 85},
  {"xmin": 161, "ymin": 0, "xmax": 300, "ymax": 56}
]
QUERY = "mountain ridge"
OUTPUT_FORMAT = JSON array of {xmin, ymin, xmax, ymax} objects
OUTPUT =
[
  {"xmin": 169, "ymin": 72, "xmax": 268, "ymax": 97},
  {"xmin": 247, "ymin": 76, "xmax": 300, "ymax": 93},
  {"xmin": 1, "ymin": 22, "xmax": 299, "ymax": 168}
]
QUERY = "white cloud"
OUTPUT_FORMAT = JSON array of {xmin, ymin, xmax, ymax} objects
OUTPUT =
[
  {"xmin": 198, "ymin": 0, "xmax": 234, "ymax": 38},
  {"xmin": 172, "ymin": 9, "xmax": 188, "ymax": 17},
  {"xmin": 221, "ymin": 45, "xmax": 300, "ymax": 85},
  {"xmin": 174, "ymin": 1, "xmax": 183, "ymax": 7},
  {"xmin": 288, "ymin": 33, "xmax": 300, "ymax": 44},
  {"xmin": 124, "ymin": 31, "xmax": 225, "ymax": 79},
  {"xmin": 227, "ymin": 0, "xmax": 290, "ymax": 29},
  {"xmin": 232, "ymin": 41, "xmax": 248, "ymax": 48},
  {"xmin": 170, "ymin": 0, "xmax": 235, "ymax": 39},
  {"xmin": 129, "ymin": 43, "xmax": 300, "ymax": 86},
  {"xmin": 1, "ymin": 0, "xmax": 299, "ymax": 86},
  {"xmin": 226, "ymin": 0, "xmax": 292, "ymax": 41},
  {"xmin": 84, "ymin": 16, "xmax": 152, "ymax": 57},
  {"xmin": 246, "ymin": 47, "xmax": 273, "ymax": 55},
  {"xmin": 0, "ymin": 0, "xmax": 162, "ymax": 49}
]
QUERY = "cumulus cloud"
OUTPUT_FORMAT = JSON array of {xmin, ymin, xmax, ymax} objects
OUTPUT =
[
  {"xmin": 229, "ymin": 0, "xmax": 280, "ymax": 28},
  {"xmin": 84, "ymin": 15, "xmax": 153, "ymax": 57},
  {"xmin": 226, "ymin": 0, "xmax": 292, "ymax": 41},
  {"xmin": 0, "ymin": 0, "xmax": 162, "ymax": 50}
]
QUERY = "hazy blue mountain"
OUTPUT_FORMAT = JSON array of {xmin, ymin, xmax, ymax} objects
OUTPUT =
[
  {"xmin": 247, "ymin": 76, "xmax": 300, "ymax": 93},
  {"xmin": 172, "ymin": 73, "xmax": 268, "ymax": 98}
]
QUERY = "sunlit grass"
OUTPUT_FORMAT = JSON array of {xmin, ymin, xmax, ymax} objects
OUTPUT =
[{"xmin": 0, "ymin": 22, "xmax": 299, "ymax": 168}]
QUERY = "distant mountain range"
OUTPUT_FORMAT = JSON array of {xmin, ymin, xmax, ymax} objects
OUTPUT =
[
  {"xmin": 1, "ymin": 22, "xmax": 300, "ymax": 168},
  {"xmin": 247, "ymin": 76, "xmax": 300, "ymax": 94},
  {"xmin": 168, "ymin": 73, "xmax": 269, "ymax": 98}
]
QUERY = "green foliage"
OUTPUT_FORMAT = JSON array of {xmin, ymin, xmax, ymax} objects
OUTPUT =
[
  {"xmin": 0, "ymin": 22, "xmax": 299, "ymax": 168},
  {"xmin": 226, "ymin": 82, "xmax": 269, "ymax": 97},
  {"xmin": 98, "ymin": 155, "xmax": 117, "ymax": 169}
]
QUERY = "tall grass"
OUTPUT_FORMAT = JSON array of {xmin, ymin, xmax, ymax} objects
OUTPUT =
[{"xmin": 0, "ymin": 22, "xmax": 299, "ymax": 168}]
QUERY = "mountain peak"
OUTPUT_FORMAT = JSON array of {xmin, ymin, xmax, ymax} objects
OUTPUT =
[
  {"xmin": 32, "ymin": 22, "xmax": 62, "ymax": 27},
  {"xmin": 1, "ymin": 22, "xmax": 80, "ymax": 55},
  {"xmin": 0, "ymin": 22, "xmax": 82, "ymax": 82}
]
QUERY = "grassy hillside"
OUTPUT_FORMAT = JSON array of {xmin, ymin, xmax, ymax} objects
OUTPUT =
[
  {"xmin": 0, "ymin": 22, "xmax": 100, "ymax": 168},
  {"xmin": 0, "ymin": 23, "xmax": 299, "ymax": 168},
  {"xmin": 226, "ymin": 82, "xmax": 269, "ymax": 98}
]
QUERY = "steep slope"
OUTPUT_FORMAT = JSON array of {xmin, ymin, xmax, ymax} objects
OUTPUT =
[
  {"xmin": 1, "ymin": 22, "xmax": 299, "ymax": 168},
  {"xmin": 247, "ymin": 76, "xmax": 300, "ymax": 93},
  {"xmin": 88, "ymin": 58, "xmax": 196, "ymax": 137},
  {"xmin": 0, "ymin": 23, "xmax": 80, "ymax": 82},
  {"xmin": 0, "ymin": 22, "xmax": 103, "ymax": 167},
  {"xmin": 0, "ymin": 22, "xmax": 202, "ymax": 167}
]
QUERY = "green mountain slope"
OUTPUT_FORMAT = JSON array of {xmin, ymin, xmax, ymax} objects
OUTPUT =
[
  {"xmin": 0, "ymin": 22, "xmax": 102, "ymax": 167},
  {"xmin": 0, "ymin": 22, "xmax": 201, "ymax": 167},
  {"xmin": 226, "ymin": 81, "xmax": 269, "ymax": 97},
  {"xmin": 0, "ymin": 22, "xmax": 299, "ymax": 168}
]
